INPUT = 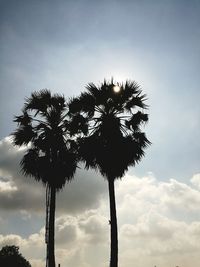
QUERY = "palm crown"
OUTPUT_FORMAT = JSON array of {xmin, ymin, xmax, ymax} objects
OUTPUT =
[
  {"xmin": 12, "ymin": 89, "xmax": 77, "ymax": 189},
  {"xmin": 68, "ymin": 80, "xmax": 150, "ymax": 180}
]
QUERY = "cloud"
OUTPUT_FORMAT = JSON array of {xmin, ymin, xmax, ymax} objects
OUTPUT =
[
  {"xmin": 78, "ymin": 211, "xmax": 108, "ymax": 244},
  {"xmin": 0, "ymin": 137, "xmax": 24, "ymax": 176},
  {"xmin": 191, "ymin": 173, "xmax": 200, "ymax": 189},
  {"xmin": 0, "ymin": 230, "xmax": 45, "ymax": 266},
  {"xmin": 0, "ymin": 179, "xmax": 17, "ymax": 193},
  {"xmin": 116, "ymin": 174, "xmax": 200, "ymax": 267},
  {"xmin": 0, "ymin": 210, "xmax": 109, "ymax": 267},
  {"xmin": 55, "ymin": 216, "xmax": 77, "ymax": 246},
  {"xmin": 1, "ymin": 138, "xmax": 200, "ymax": 266},
  {"xmin": 1, "ymin": 173, "xmax": 200, "ymax": 267},
  {"xmin": 0, "ymin": 137, "xmax": 107, "ymax": 215}
]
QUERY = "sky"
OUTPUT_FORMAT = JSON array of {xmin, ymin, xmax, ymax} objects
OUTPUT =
[{"xmin": 0, "ymin": 0, "xmax": 200, "ymax": 266}]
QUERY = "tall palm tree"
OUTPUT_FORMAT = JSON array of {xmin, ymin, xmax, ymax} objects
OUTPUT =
[
  {"xmin": 12, "ymin": 90, "xmax": 78, "ymax": 267},
  {"xmin": 68, "ymin": 80, "xmax": 150, "ymax": 267}
]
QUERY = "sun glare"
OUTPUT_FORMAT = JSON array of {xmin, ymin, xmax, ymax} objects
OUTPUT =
[{"xmin": 113, "ymin": 85, "xmax": 121, "ymax": 93}]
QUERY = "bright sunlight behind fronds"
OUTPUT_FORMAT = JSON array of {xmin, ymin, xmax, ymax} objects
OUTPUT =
[{"xmin": 113, "ymin": 85, "xmax": 121, "ymax": 93}]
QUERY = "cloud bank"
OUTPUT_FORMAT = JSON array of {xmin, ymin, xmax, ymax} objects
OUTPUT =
[{"xmin": 0, "ymin": 137, "xmax": 200, "ymax": 266}]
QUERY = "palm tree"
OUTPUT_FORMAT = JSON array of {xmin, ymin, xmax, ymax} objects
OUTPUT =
[
  {"xmin": 68, "ymin": 80, "xmax": 150, "ymax": 267},
  {"xmin": 12, "ymin": 90, "xmax": 78, "ymax": 267}
]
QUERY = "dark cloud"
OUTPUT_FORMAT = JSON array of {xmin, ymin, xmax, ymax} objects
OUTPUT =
[{"xmin": 0, "ymin": 138, "xmax": 107, "ymax": 214}]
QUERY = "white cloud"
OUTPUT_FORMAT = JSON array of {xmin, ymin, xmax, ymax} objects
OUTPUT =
[
  {"xmin": 78, "ymin": 211, "xmax": 108, "ymax": 244},
  {"xmin": 0, "ymin": 179, "xmax": 17, "ymax": 193},
  {"xmin": 0, "ymin": 234, "xmax": 25, "ymax": 248},
  {"xmin": 116, "ymin": 174, "xmax": 200, "ymax": 267},
  {"xmin": 56, "ymin": 216, "xmax": 77, "ymax": 246},
  {"xmin": 191, "ymin": 173, "xmax": 200, "ymax": 189},
  {"xmin": 0, "ymin": 211, "xmax": 109, "ymax": 267}
]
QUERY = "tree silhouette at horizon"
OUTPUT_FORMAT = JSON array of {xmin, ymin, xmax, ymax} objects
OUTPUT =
[
  {"xmin": 12, "ymin": 90, "xmax": 78, "ymax": 267},
  {"xmin": 0, "ymin": 245, "xmax": 31, "ymax": 267},
  {"xmin": 68, "ymin": 79, "xmax": 150, "ymax": 267}
]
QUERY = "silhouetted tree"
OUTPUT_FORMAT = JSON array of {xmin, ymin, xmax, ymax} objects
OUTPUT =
[
  {"xmin": 0, "ymin": 245, "xmax": 31, "ymax": 267},
  {"xmin": 68, "ymin": 80, "xmax": 150, "ymax": 267},
  {"xmin": 12, "ymin": 90, "xmax": 78, "ymax": 267}
]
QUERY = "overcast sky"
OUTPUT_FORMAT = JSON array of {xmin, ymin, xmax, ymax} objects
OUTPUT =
[{"xmin": 0, "ymin": 0, "xmax": 200, "ymax": 267}]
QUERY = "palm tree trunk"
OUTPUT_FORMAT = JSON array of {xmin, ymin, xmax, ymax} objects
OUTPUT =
[
  {"xmin": 47, "ymin": 186, "xmax": 56, "ymax": 267},
  {"xmin": 108, "ymin": 178, "xmax": 118, "ymax": 267}
]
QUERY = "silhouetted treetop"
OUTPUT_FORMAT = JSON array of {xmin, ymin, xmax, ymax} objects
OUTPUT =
[
  {"xmin": 68, "ymin": 80, "xmax": 150, "ymax": 179},
  {"xmin": 12, "ymin": 89, "xmax": 78, "ymax": 190},
  {"xmin": 0, "ymin": 245, "xmax": 31, "ymax": 267}
]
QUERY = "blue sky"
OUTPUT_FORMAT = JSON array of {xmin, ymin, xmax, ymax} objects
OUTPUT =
[
  {"xmin": 0, "ymin": 0, "xmax": 200, "ymax": 180},
  {"xmin": 0, "ymin": 1, "xmax": 200, "ymax": 266}
]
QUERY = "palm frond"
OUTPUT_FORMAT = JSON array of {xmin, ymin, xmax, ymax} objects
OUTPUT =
[
  {"xmin": 20, "ymin": 148, "xmax": 41, "ymax": 179},
  {"xmin": 12, "ymin": 125, "xmax": 35, "ymax": 146},
  {"xmin": 133, "ymin": 131, "xmax": 151, "ymax": 148},
  {"xmin": 125, "ymin": 94, "xmax": 148, "ymax": 111},
  {"xmin": 86, "ymin": 83, "xmax": 100, "ymax": 99},
  {"xmin": 24, "ymin": 89, "xmax": 51, "ymax": 114},
  {"xmin": 13, "ymin": 112, "xmax": 31, "ymax": 126},
  {"xmin": 78, "ymin": 92, "xmax": 96, "ymax": 116},
  {"xmin": 125, "ymin": 111, "xmax": 149, "ymax": 131},
  {"xmin": 68, "ymin": 97, "xmax": 82, "ymax": 114},
  {"xmin": 51, "ymin": 94, "xmax": 66, "ymax": 111},
  {"xmin": 67, "ymin": 114, "xmax": 88, "ymax": 136}
]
